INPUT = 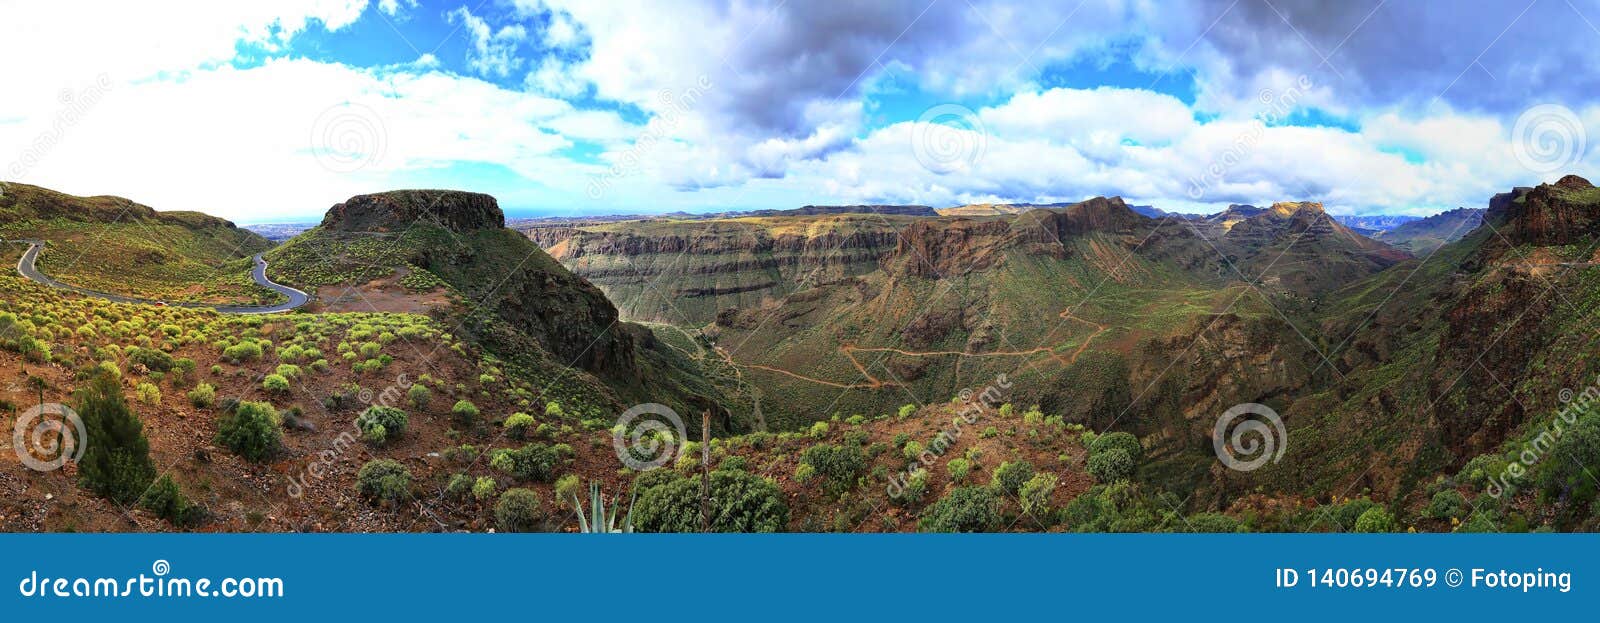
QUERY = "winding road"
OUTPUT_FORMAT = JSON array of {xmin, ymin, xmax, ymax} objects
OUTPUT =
[{"xmin": 12, "ymin": 239, "xmax": 309, "ymax": 314}]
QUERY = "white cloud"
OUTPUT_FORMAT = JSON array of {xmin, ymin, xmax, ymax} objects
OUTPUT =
[{"xmin": 447, "ymin": 6, "xmax": 529, "ymax": 79}]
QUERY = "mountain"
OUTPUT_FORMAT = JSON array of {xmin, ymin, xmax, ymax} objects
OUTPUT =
[
  {"xmin": 1334, "ymin": 214, "xmax": 1421, "ymax": 234},
  {"xmin": 266, "ymin": 190, "xmax": 735, "ymax": 429},
  {"xmin": 1213, "ymin": 201, "xmax": 1411, "ymax": 296},
  {"xmin": 1375, "ymin": 207, "xmax": 1484, "ymax": 255},
  {"xmin": 0, "ymin": 181, "xmax": 274, "ymax": 304}
]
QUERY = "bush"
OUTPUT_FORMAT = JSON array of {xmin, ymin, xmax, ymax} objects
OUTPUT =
[
  {"xmin": 503, "ymin": 412, "xmax": 536, "ymax": 439},
  {"xmin": 1018, "ymin": 472, "xmax": 1058, "ymax": 517},
  {"xmin": 554, "ymin": 474, "xmax": 582, "ymax": 505},
  {"xmin": 946, "ymin": 457, "xmax": 973, "ymax": 482},
  {"xmin": 407, "ymin": 384, "xmax": 431, "ymax": 407},
  {"xmin": 893, "ymin": 469, "xmax": 929, "ymax": 506},
  {"xmin": 490, "ymin": 443, "xmax": 572, "ymax": 482},
  {"xmin": 799, "ymin": 443, "xmax": 866, "ymax": 490},
  {"xmin": 140, "ymin": 474, "xmax": 203, "ymax": 527},
  {"xmin": 1537, "ymin": 412, "xmax": 1600, "ymax": 515},
  {"xmin": 1090, "ymin": 431, "xmax": 1142, "ymax": 463},
  {"xmin": 473, "ymin": 477, "xmax": 497, "ymax": 501},
  {"xmin": 902, "ymin": 440, "xmax": 925, "ymax": 461},
  {"xmin": 1086, "ymin": 448, "xmax": 1133, "ymax": 483},
  {"xmin": 355, "ymin": 406, "xmax": 408, "ymax": 446},
  {"xmin": 544, "ymin": 401, "xmax": 565, "ymax": 418},
  {"xmin": 808, "ymin": 421, "xmax": 829, "ymax": 438},
  {"xmin": 1332, "ymin": 498, "xmax": 1380, "ymax": 530},
  {"xmin": 222, "ymin": 341, "xmax": 263, "ymax": 363},
  {"xmin": 634, "ymin": 470, "xmax": 789, "ymax": 533},
  {"xmin": 897, "ymin": 404, "xmax": 917, "ymax": 419},
  {"xmin": 216, "ymin": 401, "xmax": 282, "ymax": 462},
  {"xmin": 187, "ymin": 383, "xmax": 216, "ymax": 408},
  {"xmin": 135, "ymin": 382, "xmax": 161, "ymax": 404},
  {"xmin": 75, "ymin": 374, "xmax": 156, "ymax": 505},
  {"xmin": 495, "ymin": 488, "xmax": 543, "ymax": 532},
  {"xmin": 918, "ymin": 486, "xmax": 1001, "ymax": 532},
  {"xmin": 356, "ymin": 459, "xmax": 412, "ymax": 506},
  {"xmin": 445, "ymin": 473, "xmax": 474, "ymax": 499},
  {"xmin": 451, "ymin": 400, "xmax": 480, "ymax": 424},
  {"xmin": 1185, "ymin": 512, "xmax": 1243, "ymax": 533},
  {"xmin": 1426, "ymin": 490, "xmax": 1469, "ymax": 521},
  {"xmin": 127, "ymin": 347, "xmax": 175, "ymax": 372},
  {"xmin": 991, "ymin": 460, "xmax": 1036, "ymax": 495},
  {"xmin": 1353, "ymin": 507, "xmax": 1397, "ymax": 533},
  {"xmin": 261, "ymin": 374, "xmax": 290, "ymax": 393}
]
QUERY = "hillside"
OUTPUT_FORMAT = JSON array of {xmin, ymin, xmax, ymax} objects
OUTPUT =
[
  {"xmin": 0, "ymin": 182, "xmax": 277, "ymax": 304},
  {"xmin": 1376, "ymin": 207, "xmax": 1484, "ymax": 255}
]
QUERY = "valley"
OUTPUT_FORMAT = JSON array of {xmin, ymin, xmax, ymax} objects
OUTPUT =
[{"xmin": 3, "ymin": 177, "xmax": 1599, "ymax": 534}]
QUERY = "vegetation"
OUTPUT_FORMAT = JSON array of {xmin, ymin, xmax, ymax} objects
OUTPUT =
[
  {"xmin": 356, "ymin": 459, "xmax": 412, "ymax": 506},
  {"xmin": 633, "ymin": 470, "xmax": 788, "ymax": 533},
  {"xmin": 494, "ymin": 489, "xmax": 543, "ymax": 532},
  {"xmin": 74, "ymin": 373, "xmax": 155, "ymax": 505},
  {"xmin": 919, "ymin": 486, "xmax": 1001, "ymax": 532},
  {"xmin": 355, "ymin": 406, "xmax": 409, "ymax": 446},
  {"xmin": 216, "ymin": 401, "xmax": 282, "ymax": 462}
]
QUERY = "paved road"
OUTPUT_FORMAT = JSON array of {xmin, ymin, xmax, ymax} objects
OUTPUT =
[{"xmin": 12, "ymin": 239, "xmax": 309, "ymax": 314}]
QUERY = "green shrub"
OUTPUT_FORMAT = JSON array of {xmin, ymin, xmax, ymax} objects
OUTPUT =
[
  {"xmin": 1086, "ymin": 448, "xmax": 1133, "ymax": 483},
  {"xmin": 135, "ymin": 382, "xmax": 161, "ymax": 404},
  {"xmin": 216, "ymin": 400, "xmax": 282, "ymax": 462},
  {"xmin": 222, "ymin": 341, "xmax": 263, "ymax": 363},
  {"xmin": 1426, "ymin": 490, "xmax": 1469, "ymax": 520},
  {"xmin": 451, "ymin": 399, "xmax": 479, "ymax": 424},
  {"xmin": 274, "ymin": 364, "xmax": 301, "ymax": 379},
  {"xmin": 634, "ymin": 470, "xmax": 788, "ymax": 533},
  {"xmin": 918, "ymin": 486, "xmax": 1000, "ymax": 532},
  {"xmin": 445, "ymin": 473, "xmax": 474, "ymax": 499},
  {"xmin": 794, "ymin": 463, "xmax": 816, "ymax": 482},
  {"xmin": 503, "ymin": 412, "xmax": 536, "ymax": 439},
  {"xmin": 407, "ymin": 384, "xmax": 430, "ymax": 407},
  {"xmin": 473, "ymin": 476, "xmax": 497, "ymax": 501},
  {"xmin": 800, "ymin": 443, "xmax": 866, "ymax": 490},
  {"xmin": 490, "ymin": 443, "xmax": 572, "ymax": 482},
  {"xmin": 1185, "ymin": 512, "xmax": 1243, "ymax": 533},
  {"xmin": 261, "ymin": 373, "xmax": 290, "ymax": 393},
  {"xmin": 808, "ymin": 421, "xmax": 829, "ymax": 438},
  {"xmin": 494, "ymin": 488, "xmax": 543, "ymax": 532},
  {"xmin": 893, "ymin": 469, "xmax": 929, "ymax": 506},
  {"xmin": 1019, "ymin": 472, "xmax": 1058, "ymax": 517},
  {"xmin": 897, "ymin": 404, "xmax": 917, "ymax": 419},
  {"xmin": 554, "ymin": 474, "xmax": 582, "ymax": 505},
  {"xmin": 355, "ymin": 406, "xmax": 408, "ymax": 446},
  {"xmin": 1353, "ymin": 507, "xmax": 1397, "ymax": 533},
  {"xmin": 991, "ymin": 460, "xmax": 1036, "ymax": 495},
  {"xmin": 187, "ymin": 383, "xmax": 216, "ymax": 408},
  {"xmin": 127, "ymin": 347, "xmax": 175, "ymax": 372},
  {"xmin": 140, "ymin": 474, "xmax": 203, "ymax": 527},
  {"xmin": 1090, "ymin": 431, "xmax": 1143, "ymax": 463},
  {"xmin": 75, "ymin": 374, "xmax": 156, "ymax": 505},
  {"xmin": 946, "ymin": 457, "xmax": 973, "ymax": 482},
  {"xmin": 356, "ymin": 459, "xmax": 412, "ymax": 506},
  {"xmin": 1331, "ymin": 498, "xmax": 1380, "ymax": 530},
  {"xmin": 902, "ymin": 440, "xmax": 925, "ymax": 461}
]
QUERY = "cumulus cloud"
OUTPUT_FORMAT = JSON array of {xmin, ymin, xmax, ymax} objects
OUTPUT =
[{"xmin": 448, "ymin": 5, "xmax": 530, "ymax": 78}]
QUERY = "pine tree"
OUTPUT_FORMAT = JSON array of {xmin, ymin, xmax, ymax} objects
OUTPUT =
[{"xmin": 75, "ymin": 373, "xmax": 155, "ymax": 505}]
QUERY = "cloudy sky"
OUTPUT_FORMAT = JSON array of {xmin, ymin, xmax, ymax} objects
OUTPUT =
[{"xmin": 3, "ymin": 0, "xmax": 1600, "ymax": 222}]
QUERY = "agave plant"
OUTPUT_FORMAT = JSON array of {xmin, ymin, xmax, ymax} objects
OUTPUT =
[{"xmin": 572, "ymin": 482, "xmax": 636, "ymax": 533}]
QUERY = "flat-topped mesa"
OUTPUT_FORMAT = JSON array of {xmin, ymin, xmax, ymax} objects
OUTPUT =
[
  {"xmin": 1269, "ymin": 201, "xmax": 1324, "ymax": 217},
  {"xmin": 1485, "ymin": 174, "xmax": 1600, "ymax": 246},
  {"xmin": 321, "ymin": 190, "xmax": 505, "ymax": 233}
]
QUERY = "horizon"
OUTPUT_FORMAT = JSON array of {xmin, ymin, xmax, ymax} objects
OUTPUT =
[{"xmin": 4, "ymin": 1, "xmax": 1599, "ymax": 222}]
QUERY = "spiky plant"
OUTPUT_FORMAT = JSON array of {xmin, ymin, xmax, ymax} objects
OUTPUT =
[{"xmin": 572, "ymin": 482, "xmax": 635, "ymax": 533}]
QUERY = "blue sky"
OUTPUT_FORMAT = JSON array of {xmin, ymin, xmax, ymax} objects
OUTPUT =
[{"xmin": 3, "ymin": 0, "xmax": 1600, "ymax": 222}]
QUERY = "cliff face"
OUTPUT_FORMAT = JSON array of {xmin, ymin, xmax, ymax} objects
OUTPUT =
[
  {"xmin": 531, "ymin": 215, "xmax": 913, "ymax": 325},
  {"xmin": 1485, "ymin": 175, "xmax": 1600, "ymax": 246},
  {"xmin": 321, "ymin": 190, "xmax": 504, "ymax": 233}
]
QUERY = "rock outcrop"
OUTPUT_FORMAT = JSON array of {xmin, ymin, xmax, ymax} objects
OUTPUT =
[
  {"xmin": 1485, "ymin": 175, "xmax": 1600, "ymax": 246},
  {"xmin": 321, "ymin": 190, "xmax": 504, "ymax": 233}
]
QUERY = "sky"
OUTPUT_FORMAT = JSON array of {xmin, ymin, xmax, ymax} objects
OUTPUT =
[{"xmin": 3, "ymin": 0, "xmax": 1600, "ymax": 222}]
